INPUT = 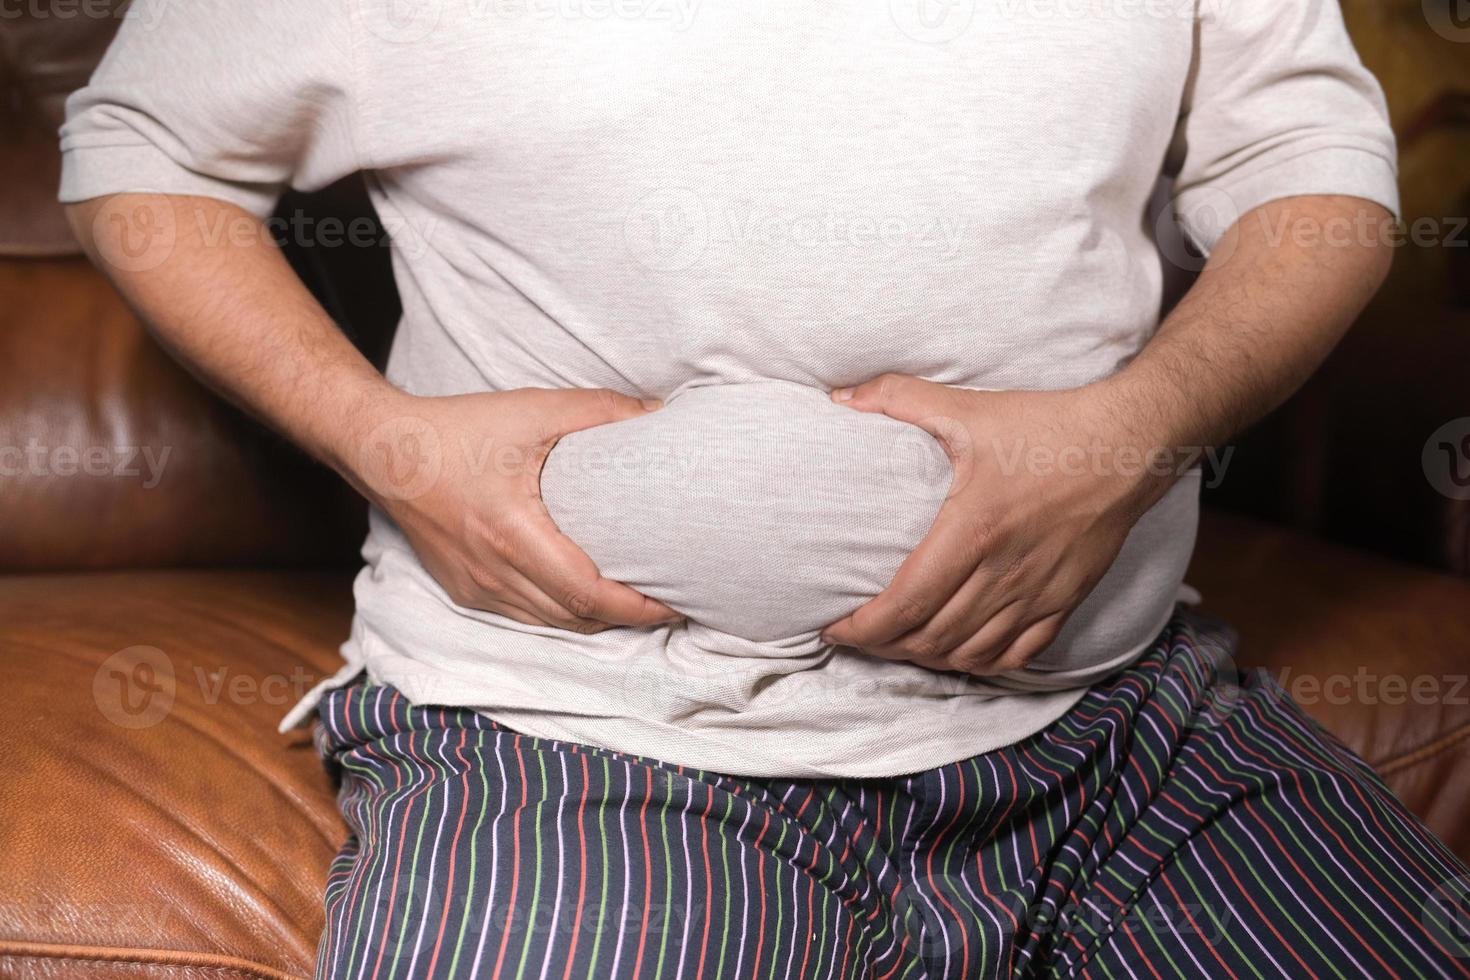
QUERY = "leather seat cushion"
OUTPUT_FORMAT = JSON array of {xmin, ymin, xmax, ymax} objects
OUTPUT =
[{"xmin": 0, "ymin": 570, "xmax": 352, "ymax": 979}]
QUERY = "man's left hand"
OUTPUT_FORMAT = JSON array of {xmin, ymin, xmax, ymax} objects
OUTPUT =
[{"xmin": 820, "ymin": 373, "xmax": 1174, "ymax": 675}]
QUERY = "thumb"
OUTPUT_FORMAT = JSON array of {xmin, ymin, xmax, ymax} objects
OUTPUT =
[
  {"xmin": 544, "ymin": 388, "xmax": 663, "ymax": 439},
  {"xmin": 831, "ymin": 373, "xmax": 958, "ymax": 438},
  {"xmin": 832, "ymin": 374, "xmax": 981, "ymax": 474}
]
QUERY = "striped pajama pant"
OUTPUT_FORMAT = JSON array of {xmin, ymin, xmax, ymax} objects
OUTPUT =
[{"xmin": 312, "ymin": 610, "xmax": 1470, "ymax": 979}]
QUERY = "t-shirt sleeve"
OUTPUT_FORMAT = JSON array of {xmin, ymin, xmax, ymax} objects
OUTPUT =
[
  {"xmin": 58, "ymin": 0, "xmax": 359, "ymax": 218},
  {"xmin": 1166, "ymin": 0, "xmax": 1399, "ymax": 253}
]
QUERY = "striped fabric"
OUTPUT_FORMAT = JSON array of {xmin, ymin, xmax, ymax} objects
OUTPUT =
[{"xmin": 313, "ymin": 610, "xmax": 1470, "ymax": 979}]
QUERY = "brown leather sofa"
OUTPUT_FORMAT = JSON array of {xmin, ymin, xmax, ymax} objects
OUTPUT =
[{"xmin": 2, "ymin": 2, "xmax": 1467, "ymax": 977}]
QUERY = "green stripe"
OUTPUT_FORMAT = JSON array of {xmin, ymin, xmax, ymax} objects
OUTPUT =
[
  {"xmin": 713, "ymin": 792, "xmax": 735, "ymax": 980},
  {"xmin": 584, "ymin": 755, "xmax": 612, "ymax": 980},
  {"xmin": 652, "ymin": 771, "xmax": 676, "ymax": 980},
  {"xmin": 388, "ymin": 729, "xmax": 447, "ymax": 980},
  {"xmin": 446, "ymin": 731, "xmax": 492, "ymax": 978}
]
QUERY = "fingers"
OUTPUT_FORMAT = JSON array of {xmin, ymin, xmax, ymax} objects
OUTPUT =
[
  {"xmin": 852, "ymin": 597, "xmax": 1064, "ymax": 678},
  {"xmin": 469, "ymin": 593, "xmax": 609, "ymax": 635},
  {"xmin": 955, "ymin": 612, "xmax": 1065, "ymax": 675},
  {"xmin": 431, "ymin": 546, "xmax": 612, "ymax": 632},
  {"xmin": 444, "ymin": 519, "xmax": 675, "ymax": 632},
  {"xmin": 821, "ymin": 504, "xmax": 981, "ymax": 649},
  {"xmin": 515, "ymin": 506, "xmax": 683, "ymax": 628},
  {"xmin": 852, "ymin": 568, "xmax": 1011, "ymax": 667},
  {"xmin": 476, "ymin": 387, "xmax": 675, "ymax": 629},
  {"xmin": 492, "ymin": 563, "xmax": 616, "ymax": 634},
  {"xmin": 541, "ymin": 387, "xmax": 662, "ymax": 438},
  {"xmin": 919, "ymin": 600, "xmax": 1031, "ymax": 672}
]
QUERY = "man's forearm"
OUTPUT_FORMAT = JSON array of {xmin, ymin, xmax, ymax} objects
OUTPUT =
[
  {"xmin": 65, "ymin": 193, "xmax": 404, "ymax": 483},
  {"xmin": 1097, "ymin": 194, "xmax": 1393, "ymax": 490}
]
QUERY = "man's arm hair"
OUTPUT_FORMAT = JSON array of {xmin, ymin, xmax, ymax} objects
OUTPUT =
[
  {"xmin": 1099, "ymin": 194, "xmax": 1393, "ymax": 488},
  {"xmin": 66, "ymin": 193, "xmax": 405, "ymax": 491}
]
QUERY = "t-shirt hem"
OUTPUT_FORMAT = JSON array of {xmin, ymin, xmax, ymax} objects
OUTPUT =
[
  {"xmin": 58, "ymin": 142, "xmax": 281, "ymax": 218},
  {"xmin": 1175, "ymin": 144, "xmax": 1400, "ymax": 255},
  {"xmin": 278, "ymin": 653, "xmax": 1104, "ymax": 779}
]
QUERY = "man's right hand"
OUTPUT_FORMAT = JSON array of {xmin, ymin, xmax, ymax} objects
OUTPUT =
[
  {"xmin": 65, "ymin": 194, "xmax": 675, "ymax": 635},
  {"xmin": 349, "ymin": 387, "xmax": 682, "ymax": 634}
]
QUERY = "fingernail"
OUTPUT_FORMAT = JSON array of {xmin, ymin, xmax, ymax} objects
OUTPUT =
[
  {"xmin": 641, "ymin": 399, "xmax": 663, "ymax": 411},
  {"xmin": 820, "ymin": 631, "xmax": 834, "ymax": 645},
  {"xmin": 831, "ymin": 388, "xmax": 853, "ymax": 403}
]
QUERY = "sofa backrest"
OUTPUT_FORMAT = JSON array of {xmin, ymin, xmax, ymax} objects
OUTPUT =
[{"xmin": 1, "ymin": 0, "xmax": 1465, "ymax": 576}]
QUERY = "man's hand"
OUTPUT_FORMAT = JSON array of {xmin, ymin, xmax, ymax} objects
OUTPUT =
[
  {"xmin": 819, "ymin": 377, "xmax": 1162, "ymax": 673},
  {"xmin": 65, "ymin": 193, "xmax": 678, "ymax": 635},
  {"xmin": 822, "ymin": 194, "xmax": 1393, "ymax": 674},
  {"xmin": 348, "ymin": 387, "xmax": 682, "ymax": 633}
]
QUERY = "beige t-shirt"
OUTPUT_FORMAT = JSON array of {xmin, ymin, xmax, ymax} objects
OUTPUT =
[{"xmin": 61, "ymin": 0, "xmax": 1397, "ymax": 776}]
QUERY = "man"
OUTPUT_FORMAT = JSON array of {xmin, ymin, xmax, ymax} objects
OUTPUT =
[{"xmin": 60, "ymin": 0, "xmax": 1470, "ymax": 975}]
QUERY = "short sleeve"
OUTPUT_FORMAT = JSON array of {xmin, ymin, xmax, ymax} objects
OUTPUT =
[
  {"xmin": 1166, "ymin": 0, "xmax": 1399, "ymax": 254},
  {"xmin": 58, "ymin": 0, "xmax": 359, "ymax": 218}
]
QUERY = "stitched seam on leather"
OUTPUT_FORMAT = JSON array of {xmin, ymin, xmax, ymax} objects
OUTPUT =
[
  {"xmin": 0, "ymin": 959, "xmax": 286, "ymax": 980},
  {"xmin": 1375, "ymin": 719, "xmax": 1470, "ymax": 775},
  {"xmin": 0, "ymin": 940, "xmax": 303, "ymax": 980}
]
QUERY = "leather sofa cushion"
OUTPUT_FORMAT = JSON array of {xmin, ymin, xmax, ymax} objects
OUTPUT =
[{"xmin": 0, "ymin": 570, "xmax": 352, "ymax": 979}]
